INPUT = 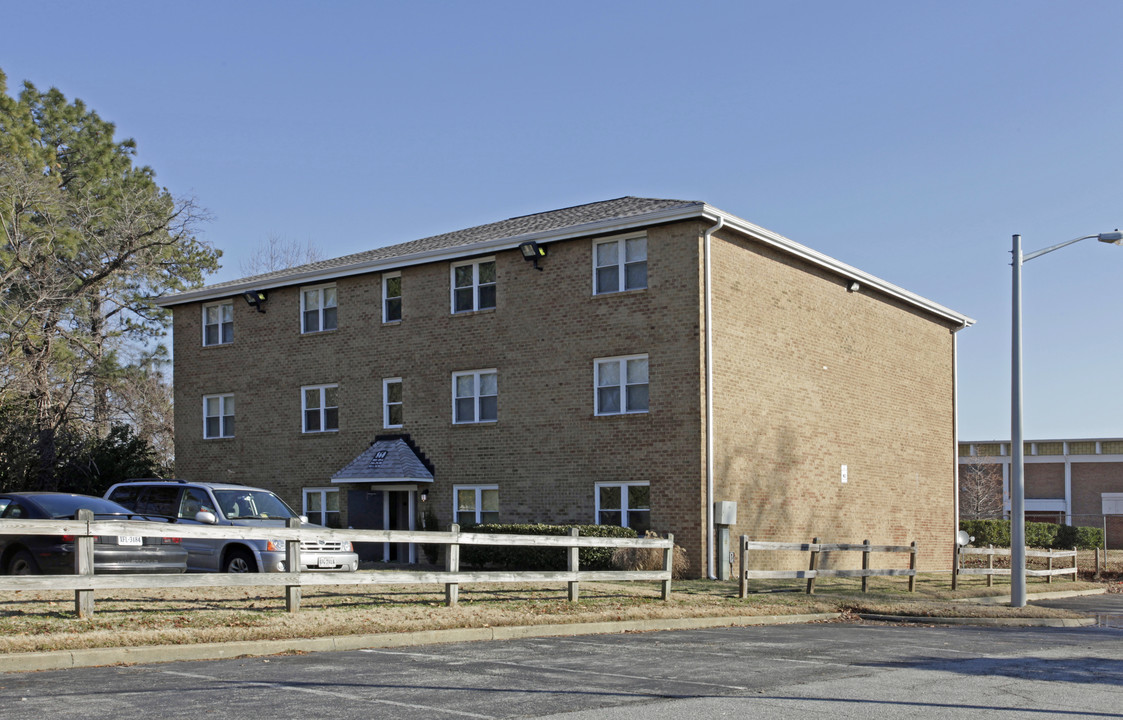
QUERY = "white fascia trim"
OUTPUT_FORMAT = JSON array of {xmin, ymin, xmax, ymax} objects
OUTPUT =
[
  {"xmin": 330, "ymin": 477, "xmax": 434, "ymax": 484},
  {"xmin": 157, "ymin": 202, "xmax": 976, "ymax": 328},
  {"xmin": 697, "ymin": 206, "xmax": 975, "ymax": 329}
]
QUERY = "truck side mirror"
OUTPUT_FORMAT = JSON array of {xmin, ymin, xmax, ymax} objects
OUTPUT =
[{"xmin": 195, "ymin": 510, "xmax": 217, "ymax": 524}]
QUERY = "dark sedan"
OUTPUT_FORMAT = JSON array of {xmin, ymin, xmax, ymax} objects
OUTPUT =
[{"xmin": 0, "ymin": 493, "xmax": 188, "ymax": 574}]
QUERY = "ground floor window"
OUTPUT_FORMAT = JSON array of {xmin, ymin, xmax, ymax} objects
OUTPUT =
[
  {"xmin": 596, "ymin": 482, "xmax": 650, "ymax": 532},
  {"xmin": 454, "ymin": 484, "xmax": 498, "ymax": 526},
  {"xmin": 303, "ymin": 487, "xmax": 341, "ymax": 528}
]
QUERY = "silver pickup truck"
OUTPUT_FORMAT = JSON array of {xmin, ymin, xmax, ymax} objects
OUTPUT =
[{"xmin": 105, "ymin": 480, "xmax": 359, "ymax": 573}]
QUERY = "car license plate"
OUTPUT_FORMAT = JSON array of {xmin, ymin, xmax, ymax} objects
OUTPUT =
[
  {"xmin": 317, "ymin": 557, "xmax": 336, "ymax": 568},
  {"xmin": 118, "ymin": 536, "xmax": 143, "ymax": 546}
]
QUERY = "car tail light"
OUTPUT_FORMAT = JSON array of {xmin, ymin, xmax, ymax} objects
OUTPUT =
[
  {"xmin": 161, "ymin": 537, "xmax": 181, "ymax": 544},
  {"xmin": 62, "ymin": 534, "xmax": 74, "ymax": 542}
]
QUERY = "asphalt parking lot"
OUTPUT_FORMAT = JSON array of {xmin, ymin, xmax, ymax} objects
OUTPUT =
[{"xmin": 1, "ymin": 616, "xmax": 1121, "ymax": 720}]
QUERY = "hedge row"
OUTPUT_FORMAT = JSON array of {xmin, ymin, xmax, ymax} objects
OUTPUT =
[
  {"xmin": 458, "ymin": 523, "xmax": 639, "ymax": 570},
  {"xmin": 960, "ymin": 519, "xmax": 1103, "ymax": 550}
]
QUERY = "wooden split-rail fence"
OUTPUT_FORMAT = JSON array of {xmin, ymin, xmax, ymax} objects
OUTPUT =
[
  {"xmin": 0, "ymin": 512, "xmax": 674, "ymax": 618},
  {"xmin": 738, "ymin": 536, "xmax": 918, "ymax": 597},
  {"xmin": 951, "ymin": 545, "xmax": 1078, "ymax": 589}
]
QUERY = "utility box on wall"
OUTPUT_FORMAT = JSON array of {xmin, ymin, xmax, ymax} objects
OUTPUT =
[{"xmin": 714, "ymin": 501, "xmax": 737, "ymax": 581}]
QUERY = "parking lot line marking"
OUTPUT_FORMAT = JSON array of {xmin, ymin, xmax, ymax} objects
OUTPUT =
[
  {"xmin": 160, "ymin": 671, "xmax": 495, "ymax": 719},
  {"xmin": 360, "ymin": 649, "xmax": 749, "ymax": 691}
]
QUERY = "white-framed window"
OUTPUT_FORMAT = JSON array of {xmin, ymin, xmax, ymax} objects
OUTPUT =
[
  {"xmin": 383, "ymin": 377, "xmax": 403, "ymax": 428},
  {"xmin": 593, "ymin": 235, "xmax": 647, "ymax": 295},
  {"xmin": 303, "ymin": 487, "xmax": 341, "ymax": 528},
  {"xmin": 451, "ymin": 258, "xmax": 496, "ymax": 313},
  {"xmin": 596, "ymin": 482, "xmax": 651, "ymax": 532},
  {"xmin": 595, "ymin": 355, "xmax": 649, "ymax": 415},
  {"xmin": 453, "ymin": 370, "xmax": 497, "ymax": 424},
  {"xmin": 202, "ymin": 301, "xmax": 233, "ymax": 346},
  {"xmin": 454, "ymin": 484, "xmax": 499, "ymax": 526},
  {"xmin": 301, "ymin": 284, "xmax": 338, "ymax": 333},
  {"xmin": 383, "ymin": 272, "xmax": 401, "ymax": 323},
  {"xmin": 302, "ymin": 384, "xmax": 339, "ymax": 433},
  {"xmin": 203, "ymin": 394, "xmax": 234, "ymax": 439},
  {"xmin": 1103, "ymin": 493, "xmax": 1123, "ymax": 515}
]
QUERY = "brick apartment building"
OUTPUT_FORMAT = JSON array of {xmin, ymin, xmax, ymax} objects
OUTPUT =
[
  {"xmin": 959, "ymin": 438, "xmax": 1123, "ymax": 548},
  {"xmin": 159, "ymin": 197, "xmax": 974, "ymax": 576}
]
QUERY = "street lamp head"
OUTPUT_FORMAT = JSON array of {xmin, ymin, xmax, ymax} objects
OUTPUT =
[{"xmin": 1097, "ymin": 230, "xmax": 1123, "ymax": 245}]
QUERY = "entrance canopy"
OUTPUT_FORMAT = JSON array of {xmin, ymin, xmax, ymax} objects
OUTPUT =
[{"xmin": 331, "ymin": 436, "xmax": 434, "ymax": 484}]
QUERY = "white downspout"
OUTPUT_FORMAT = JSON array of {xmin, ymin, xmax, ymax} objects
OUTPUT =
[{"xmin": 704, "ymin": 216, "xmax": 723, "ymax": 580}]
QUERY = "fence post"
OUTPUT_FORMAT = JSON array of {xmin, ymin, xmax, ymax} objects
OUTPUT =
[
  {"xmin": 661, "ymin": 533, "xmax": 674, "ymax": 601},
  {"xmin": 806, "ymin": 538, "xmax": 819, "ymax": 595},
  {"xmin": 738, "ymin": 535, "xmax": 748, "ymax": 599},
  {"xmin": 1047, "ymin": 549, "xmax": 1053, "ymax": 585},
  {"xmin": 908, "ymin": 541, "xmax": 917, "ymax": 592},
  {"xmin": 445, "ymin": 523, "xmax": 460, "ymax": 607},
  {"xmin": 568, "ymin": 528, "xmax": 579, "ymax": 602},
  {"xmin": 74, "ymin": 508, "xmax": 94, "ymax": 618},
  {"xmin": 1072, "ymin": 545, "xmax": 1078, "ymax": 582},
  {"xmin": 987, "ymin": 545, "xmax": 994, "ymax": 587},
  {"xmin": 1095, "ymin": 546, "xmax": 1101, "ymax": 581},
  {"xmin": 285, "ymin": 517, "xmax": 302, "ymax": 613},
  {"xmin": 861, "ymin": 539, "xmax": 870, "ymax": 593}
]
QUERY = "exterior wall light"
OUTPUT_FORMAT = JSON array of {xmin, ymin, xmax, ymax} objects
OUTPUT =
[
  {"xmin": 420, "ymin": 488, "xmax": 429, "ymax": 503},
  {"xmin": 242, "ymin": 290, "xmax": 267, "ymax": 313},
  {"xmin": 518, "ymin": 241, "xmax": 547, "ymax": 270}
]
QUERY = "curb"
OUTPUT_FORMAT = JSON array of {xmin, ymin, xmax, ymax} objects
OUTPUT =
[
  {"xmin": 858, "ymin": 614, "xmax": 1097, "ymax": 627},
  {"xmin": 0, "ymin": 613, "xmax": 840, "ymax": 674},
  {"xmin": 966, "ymin": 587, "xmax": 1107, "ymax": 605}
]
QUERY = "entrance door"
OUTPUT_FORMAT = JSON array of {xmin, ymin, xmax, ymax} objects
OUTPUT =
[{"xmin": 346, "ymin": 487, "xmax": 417, "ymax": 564}]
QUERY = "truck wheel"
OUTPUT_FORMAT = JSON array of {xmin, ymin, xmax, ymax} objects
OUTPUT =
[{"xmin": 224, "ymin": 549, "xmax": 256, "ymax": 573}]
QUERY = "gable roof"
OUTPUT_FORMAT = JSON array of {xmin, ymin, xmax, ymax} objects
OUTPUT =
[
  {"xmin": 157, "ymin": 196, "xmax": 973, "ymax": 327},
  {"xmin": 330, "ymin": 436, "xmax": 435, "ymax": 484}
]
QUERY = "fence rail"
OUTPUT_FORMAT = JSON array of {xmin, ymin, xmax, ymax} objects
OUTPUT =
[
  {"xmin": 0, "ymin": 514, "xmax": 674, "ymax": 617},
  {"xmin": 739, "ymin": 536, "xmax": 917, "ymax": 597},
  {"xmin": 952, "ymin": 544, "xmax": 1077, "ymax": 587}
]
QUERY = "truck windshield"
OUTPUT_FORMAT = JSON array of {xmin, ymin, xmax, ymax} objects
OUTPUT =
[{"xmin": 213, "ymin": 490, "xmax": 296, "ymax": 519}]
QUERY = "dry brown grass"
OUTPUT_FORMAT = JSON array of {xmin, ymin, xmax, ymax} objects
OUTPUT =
[
  {"xmin": 0, "ymin": 568, "xmax": 1108, "ymax": 655},
  {"xmin": 611, "ymin": 531, "xmax": 690, "ymax": 579}
]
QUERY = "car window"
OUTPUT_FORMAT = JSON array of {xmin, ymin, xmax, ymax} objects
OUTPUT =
[
  {"xmin": 137, "ymin": 486, "xmax": 180, "ymax": 516},
  {"xmin": 177, "ymin": 488, "xmax": 215, "ymax": 519},
  {"xmin": 0, "ymin": 498, "xmax": 9, "ymax": 516},
  {"xmin": 107, "ymin": 486, "xmax": 142, "ymax": 509},
  {"xmin": 213, "ymin": 490, "xmax": 295, "ymax": 519},
  {"xmin": 0, "ymin": 502, "xmax": 26, "ymax": 519}
]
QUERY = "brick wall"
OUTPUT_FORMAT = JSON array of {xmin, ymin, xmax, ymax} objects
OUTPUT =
[
  {"xmin": 708, "ymin": 229, "xmax": 959, "ymax": 571},
  {"xmin": 173, "ymin": 221, "xmax": 706, "ymax": 568}
]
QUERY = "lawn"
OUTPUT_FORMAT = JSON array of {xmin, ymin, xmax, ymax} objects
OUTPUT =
[{"xmin": 0, "ymin": 564, "xmax": 1114, "ymax": 655}]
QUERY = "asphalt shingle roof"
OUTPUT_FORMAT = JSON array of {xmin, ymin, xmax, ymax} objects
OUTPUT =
[
  {"xmin": 331, "ymin": 437, "xmax": 435, "ymax": 483},
  {"xmin": 203, "ymin": 196, "xmax": 700, "ymax": 292}
]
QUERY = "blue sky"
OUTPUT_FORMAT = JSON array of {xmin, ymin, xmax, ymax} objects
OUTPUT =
[{"xmin": 4, "ymin": 0, "xmax": 1123, "ymax": 440}]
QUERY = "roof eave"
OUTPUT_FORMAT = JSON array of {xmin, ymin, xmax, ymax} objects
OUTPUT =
[
  {"xmin": 699, "ymin": 205, "xmax": 976, "ymax": 330},
  {"xmin": 154, "ymin": 203, "xmax": 708, "ymax": 308}
]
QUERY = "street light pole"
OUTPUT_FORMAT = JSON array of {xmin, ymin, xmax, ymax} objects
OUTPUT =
[{"xmin": 1010, "ymin": 230, "xmax": 1122, "ymax": 608}]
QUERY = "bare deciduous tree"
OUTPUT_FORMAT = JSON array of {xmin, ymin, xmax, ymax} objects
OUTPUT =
[
  {"xmin": 960, "ymin": 456, "xmax": 1005, "ymax": 520},
  {"xmin": 238, "ymin": 235, "xmax": 324, "ymax": 276}
]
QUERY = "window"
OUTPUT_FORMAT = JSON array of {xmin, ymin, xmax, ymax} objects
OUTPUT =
[
  {"xmin": 304, "ymin": 488, "xmax": 341, "ymax": 528},
  {"xmin": 453, "ymin": 370, "xmax": 497, "ymax": 424},
  {"xmin": 301, "ymin": 284, "xmax": 338, "ymax": 333},
  {"xmin": 594, "ymin": 236, "xmax": 647, "ymax": 294},
  {"xmin": 383, "ymin": 377, "xmax": 403, "ymax": 428},
  {"xmin": 383, "ymin": 272, "xmax": 401, "ymax": 323},
  {"xmin": 595, "ymin": 355, "xmax": 649, "ymax": 415},
  {"xmin": 451, "ymin": 258, "xmax": 496, "ymax": 313},
  {"xmin": 596, "ymin": 482, "xmax": 651, "ymax": 532},
  {"xmin": 178, "ymin": 488, "xmax": 215, "ymax": 519},
  {"xmin": 203, "ymin": 394, "xmax": 234, "ymax": 438},
  {"xmin": 454, "ymin": 485, "xmax": 498, "ymax": 526},
  {"xmin": 202, "ymin": 301, "xmax": 233, "ymax": 346},
  {"xmin": 302, "ymin": 384, "xmax": 339, "ymax": 433}
]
